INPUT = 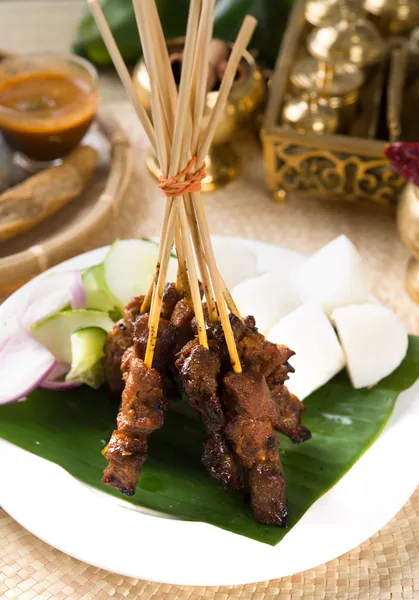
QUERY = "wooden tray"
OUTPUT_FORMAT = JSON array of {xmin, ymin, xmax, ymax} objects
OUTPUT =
[{"xmin": 0, "ymin": 107, "xmax": 133, "ymax": 299}]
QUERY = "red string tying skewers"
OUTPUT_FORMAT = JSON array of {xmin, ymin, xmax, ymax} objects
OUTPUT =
[{"xmin": 158, "ymin": 156, "xmax": 207, "ymax": 197}]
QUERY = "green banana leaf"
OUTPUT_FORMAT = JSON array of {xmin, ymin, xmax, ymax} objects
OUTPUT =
[
  {"xmin": 0, "ymin": 336, "xmax": 418, "ymax": 545},
  {"xmin": 73, "ymin": 0, "xmax": 293, "ymax": 67}
]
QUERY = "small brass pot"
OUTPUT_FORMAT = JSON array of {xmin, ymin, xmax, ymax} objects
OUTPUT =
[
  {"xmin": 133, "ymin": 38, "xmax": 264, "ymax": 191},
  {"xmin": 397, "ymin": 182, "xmax": 419, "ymax": 303}
]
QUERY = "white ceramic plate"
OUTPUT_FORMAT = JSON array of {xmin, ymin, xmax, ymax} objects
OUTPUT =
[{"xmin": 0, "ymin": 236, "xmax": 418, "ymax": 586}]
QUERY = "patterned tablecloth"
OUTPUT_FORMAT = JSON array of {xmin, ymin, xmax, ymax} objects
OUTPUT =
[{"xmin": 1, "ymin": 1, "xmax": 419, "ymax": 595}]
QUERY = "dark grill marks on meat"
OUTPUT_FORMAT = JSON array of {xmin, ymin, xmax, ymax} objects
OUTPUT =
[
  {"xmin": 239, "ymin": 325, "xmax": 295, "ymax": 378},
  {"xmin": 202, "ymin": 433, "xmax": 243, "ymax": 489},
  {"xmin": 102, "ymin": 348, "xmax": 169, "ymax": 495},
  {"xmin": 192, "ymin": 306, "xmax": 246, "ymax": 370},
  {"xmin": 222, "ymin": 371, "xmax": 288, "ymax": 526},
  {"xmin": 170, "ymin": 298, "xmax": 195, "ymax": 352},
  {"xmin": 238, "ymin": 317, "xmax": 311, "ymax": 444},
  {"xmin": 103, "ymin": 295, "xmax": 145, "ymax": 393},
  {"xmin": 103, "ymin": 286, "xmax": 311, "ymax": 526},
  {"xmin": 134, "ymin": 314, "xmax": 176, "ymax": 374},
  {"xmin": 104, "ymin": 319, "xmax": 133, "ymax": 393},
  {"xmin": 176, "ymin": 339, "xmax": 242, "ymax": 489},
  {"xmin": 269, "ymin": 384, "xmax": 311, "ymax": 443},
  {"xmin": 176, "ymin": 340, "xmax": 224, "ymax": 434},
  {"xmin": 249, "ymin": 461, "xmax": 288, "ymax": 526},
  {"xmin": 134, "ymin": 313, "xmax": 178, "ymax": 398},
  {"xmin": 161, "ymin": 283, "xmax": 180, "ymax": 320},
  {"xmin": 124, "ymin": 295, "xmax": 145, "ymax": 331}
]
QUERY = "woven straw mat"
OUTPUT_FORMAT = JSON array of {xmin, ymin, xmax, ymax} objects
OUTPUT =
[{"xmin": 1, "ymin": 102, "xmax": 418, "ymax": 599}]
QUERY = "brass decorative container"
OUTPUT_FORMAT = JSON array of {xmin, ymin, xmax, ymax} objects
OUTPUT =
[
  {"xmin": 282, "ymin": 94, "xmax": 339, "ymax": 135},
  {"xmin": 261, "ymin": 0, "xmax": 409, "ymax": 205},
  {"xmin": 365, "ymin": 0, "xmax": 419, "ymax": 37},
  {"xmin": 307, "ymin": 15, "xmax": 386, "ymax": 68},
  {"xmin": 305, "ymin": 0, "xmax": 365, "ymax": 27},
  {"xmin": 397, "ymin": 182, "xmax": 419, "ymax": 302},
  {"xmin": 290, "ymin": 58, "xmax": 364, "ymax": 132},
  {"xmin": 133, "ymin": 38, "xmax": 264, "ymax": 191}
]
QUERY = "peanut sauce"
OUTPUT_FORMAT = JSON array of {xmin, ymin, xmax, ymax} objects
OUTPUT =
[{"xmin": 0, "ymin": 72, "xmax": 97, "ymax": 161}]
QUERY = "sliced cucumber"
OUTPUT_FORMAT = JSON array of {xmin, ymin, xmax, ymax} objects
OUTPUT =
[
  {"xmin": 103, "ymin": 239, "xmax": 178, "ymax": 306},
  {"xmin": 82, "ymin": 264, "xmax": 122, "ymax": 320},
  {"xmin": 66, "ymin": 327, "xmax": 108, "ymax": 389},
  {"xmin": 31, "ymin": 309, "xmax": 114, "ymax": 364}
]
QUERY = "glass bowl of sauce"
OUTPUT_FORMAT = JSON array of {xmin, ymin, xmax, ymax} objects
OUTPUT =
[{"xmin": 0, "ymin": 53, "xmax": 98, "ymax": 166}]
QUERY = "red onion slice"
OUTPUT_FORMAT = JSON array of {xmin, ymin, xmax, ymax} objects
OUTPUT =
[
  {"xmin": 41, "ymin": 362, "xmax": 81, "ymax": 391},
  {"xmin": 68, "ymin": 271, "xmax": 87, "ymax": 310},
  {"xmin": 1, "ymin": 270, "xmax": 87, "ymax": 403},
  {"xmin": 0, "ymin": 320, "xmax": 56, "ymax": 405}
]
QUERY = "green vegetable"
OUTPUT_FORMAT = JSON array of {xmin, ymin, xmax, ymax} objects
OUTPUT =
[
  {"xmin": 73, "ymin": 0, "xmax": 293, "ymax": 68},
  {"xmin": 31, "ymin": 309, "xmax": 114, "ymax": 364},
  {"xmin": 82, "ymin": 264, "xmax": 122, "ymax": 321},
  {"xmin": 66, "ymin": 327, "xmax": 108, "ymax": 389},
  {"xmin": 103, "ymin": 239, "xmax": 177, "ymax": 307},
  {"xmin": 0, "ymin": 336, "xmax": 418, "ymax": 545}
]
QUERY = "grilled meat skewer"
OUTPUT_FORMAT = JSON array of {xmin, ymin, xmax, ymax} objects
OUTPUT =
[
  {"xmin": 192, "ymin": 309, "xmax": 311, "ymax": 444},
  {"xmin": 176, "ymin": 339, "xmax": 243, "ymax": 489},
  {"xmin": 105, "ymin": 283, "xmax": 193, "ymax": 392},
  {"xmin": 222, "ymin": 371, "xmax": 288, "ymax": 526},
  {"xmin": 102, "ymin": 347, "xmax": 169, "ymax": 495},
  {"xmin": 102, "ymin": 285, "xmax": 311, "ymax": 526}
]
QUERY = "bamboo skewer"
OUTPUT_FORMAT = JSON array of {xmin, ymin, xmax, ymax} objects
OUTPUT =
[
  {"xmin": 137, "ymin": 0, "xmax": 209, "ymax": 363},
  {"xmin": 188, "ymin": 17, "xmax": 256, "ymax": 371},
  {"xmin": 183, "ymin": 192, "xmax": 218, "ymax": 321},
  {"xmin": 191, "ymin": 0, "xmax": 216, "ymax": 152},
  {"xmin": 87, "ymin": 0, "xmax": 156, "ymax": 152},
  {"xmin": 89, "ymin": 0, "xmax": 255, "ymax": 372}
]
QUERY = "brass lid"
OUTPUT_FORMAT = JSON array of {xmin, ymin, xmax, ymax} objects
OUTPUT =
[
  {"xmin": 307, "ymin": 18, "xmax": 386, "ymax": 67},
  {"xmin": 290, "ymin": 57, "xmax": 364, "ymax": 97},
  {"xmin": 282, "ymin": 95, "xmax": 339, "ymax": 135},
  {"xmin": 305, "ymin": 0, "xmax": 364, "ymax": 27}
]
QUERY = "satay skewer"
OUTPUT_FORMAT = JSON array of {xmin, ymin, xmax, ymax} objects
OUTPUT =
[{"xmin": 90, "ymin": 0, "xmax": 250, "ymax": 371}]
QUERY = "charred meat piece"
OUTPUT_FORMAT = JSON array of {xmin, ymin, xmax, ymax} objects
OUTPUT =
[
  {"xmin": 176, "ymin": 339, "xmax": 242, "ymax": 489},
  {"xmin": 134, "ymin": 313, "xmax": 177, "ymax": 398},
  {"xmin": 239, "ymin": 323, "xmax": 295, "ymax": 378},
  {"xmin": 238, "ymin": 318, "xmax": 310, "ymax": 444},
  {"xmin": 191, "ymin": 307, "xmax": 246, "ymax": 370},
  {"xmin": 222, "ymin": 371, "xmax": 288, "ymax": 526},
  {"xmin": 124, "ymin": 295, "xmax": 145, "ymax": 330},
  {"xmin": 104, "ymin": 319, "xmax": 133, "ymax": 393},
  {"xmin": 269, "ymin": 383, "xmax": 311, "ymax": 443},
  {"xmin": 134, "ymin": 314, "xmax": 176, "ymax": 372},
  {"xmin": 222, "ymin": 370, "xmax": 278, "ymax": 423},
  {"xmin": 103, "ymin": 295, "xmax": 145, "ymax": 392},
  {"xmin": 102, "ymin": 348, "xmax": 169, "ymax": 495},
  {"xmin": 170, "ymin": 298, "xmax": 195, "ymax": 351},
  {"xmin": 249, "ymin": 461, "xmax": 287, "ymax": 526},
  {"xmin": 176, "ymin": 340, "xmax": 224, "ymax": 434},
  {"xmin": 202, "ymin": 433, "xmax": 243, "ymax": 490},
  {"xmin": 161, "ymin": 282, "xmax": 180, "ymax": 320}
]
